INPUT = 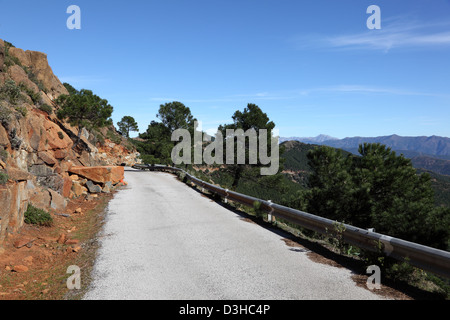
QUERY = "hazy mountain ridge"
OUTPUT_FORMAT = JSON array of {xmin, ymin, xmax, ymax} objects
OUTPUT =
[
  {"xmin": 281, "ymin": 134, "xmax": 450, "ymax": 176},
  {"xmin": 282, "ymin": 134, "xmax": 450, "ymax": 157},
  {"xmin": 279, "ymin": 134, "xmax": 338, "ymax": 144},
  {"xmin": 280, "ymin": 140, "xmax": 450, "ymax": 207},
  {"xmin": 321, "ymin": 135, "xmax": 450, "ymax": 157}
]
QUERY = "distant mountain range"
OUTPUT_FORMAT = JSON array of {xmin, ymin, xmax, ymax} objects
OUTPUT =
[
  {"xmin": 279, "ymin": 134, "xmax": 338, "ymax": 144},
  {"xmin": 280, "ymin": 134, "xmax": 450, "ymax": 176},
  {"xmin": 280, "ymin": 140, "xmax": 450, "ymax": 207}
]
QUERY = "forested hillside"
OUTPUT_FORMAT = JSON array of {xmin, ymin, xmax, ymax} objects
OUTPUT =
[{"xmin": 281, "ymin": 141, "xmax": 450, "ymax": 208}]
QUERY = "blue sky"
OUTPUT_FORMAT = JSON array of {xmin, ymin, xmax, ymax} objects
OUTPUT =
[{"xmin": 1, "ymin": 0, "xmax": 449, "ymax": 139}]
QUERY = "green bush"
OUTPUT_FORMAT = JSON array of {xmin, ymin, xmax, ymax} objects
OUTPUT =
[
  {"xmin": 24, "ymin": 204, "xmax": 53, "ymax": 226},
  {"xmin": 252, "ymin": 200, "xmax": 264, "ymax": 218},
  {"xmin": 1, "ymin": 79, "xmax": 21, "ymax": 104},
  {"xmin": 90, "ymin": 130, "xmax": 105, "ymax": 145},
  {"xmin": 139, "ymin": 154, "xmax": 160, "ymax": 165},
  {"xmin": 19, "ymin": 83, "xmax": 42, "ymax": 105},
  {"xmin": 106, "ymin": 129, "xmax": 122, "ymax": 145},
  {"xmin": 0, "ymin": 171, "xmax": 8, "ymax": 184},
  {"xmin": 22, "ymin": 66, "xmax": 47, "ymax": 93},
  {"xmin": 39, "ymin": 104, "xmax": 53, "ymax": 115},
  {"xmin": 0, "ymin": 147, "xmax": 8, "ymax": 161},
  {"xmin": 0, "ymin": 104, "xmax": 12, "ymax": 123},
  {"xmin": 3, "ymin": 43, "xmax": 21, "ymax": 68},
  {"xmin": 15, "ymin": 105, "xmax": 28, "ymax": 117}
]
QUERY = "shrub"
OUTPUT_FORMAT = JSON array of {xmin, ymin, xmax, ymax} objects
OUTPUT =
[
  {"xmin": 39, "ymin": 104, "xmax": 53, "ymax": 115},
  {"xmin": 0, "ymin": 104, "xmax": 12, "ymax": 123},
  {"xmin": 22, "ymin": 67, "xmax": 47, "ymax": 93},
  {"xmin": 19, "ymin": 83, "xmax": 42, "ymax": 105},
  {"xmin": 3, "ymin": 41, "xmax": 20, "ymax": 69},
  {"xmin": 252, "ymin": 200, "xmax": 264, "ymax": 218},
  {"xmin": 24, "ymin": 204, "xmax": 53, "ymax": 226},
  {"xmin": 91, "ymin": 130, "xmax": 105, "ymax": 145},
  {"xmin": 15, "ymin": 105, "xmax": 28, "ymax": 117},
  {"xmin": 0, "ymin": 171, "xmax": 8, "ymax": 184},
  {"xmin": 1, "ymin": 79, "xmax": 21, "ymax": 104},
  {"xmin": 106, "ymin": 129, "xmax": 122, "ymax": 145},
  {"xmin": 0, "ymin": 147, "xmax": 8, "ymax": 161}
]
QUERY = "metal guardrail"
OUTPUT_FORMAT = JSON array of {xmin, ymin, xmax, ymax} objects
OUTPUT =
[{"xmin": 132, "ymin": 163, "xmax": 450, "ymax": 278}]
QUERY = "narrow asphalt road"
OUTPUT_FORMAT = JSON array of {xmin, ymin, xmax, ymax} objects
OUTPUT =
[{"xmin": 84, "ymin": 168, "xmax": 385, "ymax": 300}]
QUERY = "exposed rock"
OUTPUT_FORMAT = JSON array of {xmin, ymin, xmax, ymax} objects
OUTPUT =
[
  {"xmin": 68, "ymin": 166, "xmax": 124, "ymax": 184},
  {"xmin": 0, "ymin": 125, "xmax": 10, "ymax": 147},
  {"xmin": 0, "ymin": 38, "xmax": 141, "ymax": 250},
  {"xmin": 53, "ymin": 148, "xmax": 69, "ymax": 160},
  {"xmin": 13, "ymin": 238, "xmax": 32, "ymax": 249},
  {"xmin": 102, "ymin": 184, "xmax": 111, "ymax": 193},
  {"xmin": 71, "ymin": 181, "xmax": 87, "ymax": 198},
  {"xmin": 86, "ymin": 180, "xmax": 102, "ymax": 193},
  {"xmin": 8, "ymin": 47, "xmax": 31, "ymax": 68},
  {"xmin": 6, "ymin": 167, "xmax": 32, "ymax": 181},
  {"xmin": 0, "ymin": 181, "xmax": 29, "ymax": 246},
  {"xmin": 62, "ymin": 178, "xmax": 72, "ymax": 198},
  {"xmin": 38, "ymin": 151, "xmax": 57, "ymax": 165},
  {"xmin": 26, "ymin": 50, "xmax": 69, "ymax": 99},
  {"xmin": 29, "ymin": 164, "xmax": 53, "ymax": 177},
  {"xmin": 8, "ymin": 64, "xmax": 39, "ymax": 93},
  {"xmin": 49, "ymin": 188, "xmax": 66, "ymax": 211},
  {"xmin": 12, "ymin": 265, "xmax": 29, "ymax": 273},
  {"xmin": 28, "ymin": 186, "xmax": 51, "ymax": 211}
]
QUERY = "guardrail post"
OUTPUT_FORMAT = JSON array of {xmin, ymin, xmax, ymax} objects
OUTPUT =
[
  {"xmin": 267, "ymin": 200, "xmax": 274, "ymax": 223},
  {"xmin": 224, "ymin": 189, "xmax": 229, "ymax": 204}
]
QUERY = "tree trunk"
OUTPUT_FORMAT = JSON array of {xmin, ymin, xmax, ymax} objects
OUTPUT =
[{"xmin": 231, "ymin": 165, "xmax": 243, "ymax": 189}]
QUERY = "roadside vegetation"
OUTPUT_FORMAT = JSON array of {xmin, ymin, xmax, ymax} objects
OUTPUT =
[
  {"xmin": 24, "ymin": 205, "xmax": 53, "ymax": 227},
  {"xmin": 131, "ymin": 100, "xmax": 449, "ymax": 298}
]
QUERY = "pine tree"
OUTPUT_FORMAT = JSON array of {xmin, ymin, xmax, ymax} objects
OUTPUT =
[
  {"xmin": 117, "ymin": 116, "xmax": 139, "ymax": 138},
  {"xmin": 56, "ymin": 89, "xmax": 113, "ymax": 148},
  {"xmin": 306, "ymin": 143, "xmax": 449, "ymax": 249},
  {"xmin": 218, "ymin": 103, "xmax": 279, "ymax": 188}
]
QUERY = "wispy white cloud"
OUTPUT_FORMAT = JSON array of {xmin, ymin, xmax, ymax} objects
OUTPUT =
[
  {"xmin": 150, "ymin": 83, "xmax": 447, "ymax": 106},
  {"xmin": 292, "ymin": 17, "xmax": 450, "ymax": 52},
  {"xmin": 327, "ymin": 30, "xmax": 450, "ymax": 52},
  {"xmin": 299, "ymin": 85, "xmax": 442, "ymax": 97}
]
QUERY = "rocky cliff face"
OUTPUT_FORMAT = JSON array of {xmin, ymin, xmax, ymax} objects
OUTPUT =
[{"xmin": 0, "ymin": 39, "xmax": 140, "ymax": 249}]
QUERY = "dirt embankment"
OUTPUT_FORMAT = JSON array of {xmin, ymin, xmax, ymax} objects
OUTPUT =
[{"xmin": 0, "ymin": 190, "xmax": 116, "ymax": 300}]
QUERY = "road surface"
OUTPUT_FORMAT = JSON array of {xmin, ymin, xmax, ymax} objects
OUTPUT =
[{"xmin": 84, "ymin": 168, "xmax": 385, "ymax": 300}]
